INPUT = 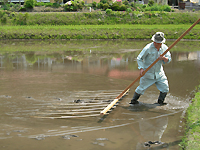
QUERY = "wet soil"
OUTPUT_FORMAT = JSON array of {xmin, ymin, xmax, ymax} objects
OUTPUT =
[{"xmin": 0, "ymin": 40, "xmax": 199, "ymax": 150}]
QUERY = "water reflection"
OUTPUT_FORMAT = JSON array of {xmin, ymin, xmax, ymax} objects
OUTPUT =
[
  {"xmin": 0, "ymin": 50, "xmax": 200, "ymax": 71},
  {"xmin": 0, "ymin": 40, "xmax": 200, "ymax": 150},
  {"xmin": 0, "ymin": 50, "xmax": 200, "ymax": 92},
  {"xmin": 136, "ymin": 116, "xmax": 168, "ymax": 149}
]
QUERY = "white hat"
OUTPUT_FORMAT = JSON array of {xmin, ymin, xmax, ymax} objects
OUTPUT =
[{"xmin": 151, "ymin": 32, "xmax": 166, "ymax": 43}]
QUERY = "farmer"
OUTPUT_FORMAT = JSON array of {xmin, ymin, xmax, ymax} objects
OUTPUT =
[{"xmin": 129, "ymin": 32, "xmax": 171, "ymax": 105}]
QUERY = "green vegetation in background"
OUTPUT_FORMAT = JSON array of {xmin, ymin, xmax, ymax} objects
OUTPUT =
[
  {"xmin": 0, "ymin": 10, "xmax": 199, "ymax": 26},
  {"xmin": 0, "ymin": 24, "xmax": 199, "ymax": 39},
  {"xmin": 0, "ymin": 0, "xmax": 171, "ymax": 12},
  {"xmin": 24, "ymin": 0, "xmax": 37, "ymax": 8},
  {"xmin": 180, "ymin": 86, "xmax": 200, "ymax": 150}
]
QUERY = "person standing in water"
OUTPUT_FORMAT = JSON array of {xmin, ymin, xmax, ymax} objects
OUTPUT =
[{"xmin": 129, "ymin": 32, "xmax": 171, "ymax": 105}]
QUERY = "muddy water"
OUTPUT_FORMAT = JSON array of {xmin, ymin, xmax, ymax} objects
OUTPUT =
[{"xmin": 0, "ymin": 40, "xmax": 199, "ymax": 150}]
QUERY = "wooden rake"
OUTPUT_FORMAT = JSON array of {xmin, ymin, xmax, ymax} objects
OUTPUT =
[
  {"xmin": 100, "ymin": 18, "xmax": 200, "ymax": 115},
  {"xmin": 33, "ymin": 90, "xmax": 121, "ymax": 119}
]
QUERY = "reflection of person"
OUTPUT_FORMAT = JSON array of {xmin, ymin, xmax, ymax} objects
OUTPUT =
[
  {"xmin": 129, "ymin": 32, "xmax": 171, "ymax": 105},
  {"xmin": 136, "ymin": 116, "xmax": 168, "ymax": 149}
]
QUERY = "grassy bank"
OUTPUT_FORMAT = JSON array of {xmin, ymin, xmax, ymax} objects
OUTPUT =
[
  {"xmin": 0, "ymin": 24, "xmax": 200, "ymax": 39},
  {"xmin": 0, "ymin": 11, "xmax": 199, "ymax": 39},
  {"xmin": 180, "ymin": 87, "xmax": 200, "ymax": 150},
  {"xmin": 0, "ymin": 11, "xmax": 199, "ymax": 26}
]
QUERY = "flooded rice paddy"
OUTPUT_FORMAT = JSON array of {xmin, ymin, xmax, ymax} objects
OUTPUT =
[{"xmin": 0, "ymin": 40, "xmax": 200, "ymax": 150}]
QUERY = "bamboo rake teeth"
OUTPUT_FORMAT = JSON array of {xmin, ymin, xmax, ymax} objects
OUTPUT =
[
  {"xmin": 33, "ymin": 89, "xmax": 129, "ymax": 119},
  {"xmin": 33, "ymin": 102, "xmax": 116, "ymax": 119},
  {"xmin": 100, "ymin": 88, "xmax": 130, "ymax": 115},
  {"xmin": 33, "ymin": 113, "xmax": 109, "ymax": 119}
]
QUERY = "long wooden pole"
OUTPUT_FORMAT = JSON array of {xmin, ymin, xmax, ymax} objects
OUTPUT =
[{"xmin": 100, "ymin": 18, "xmax": 200, "ymax": 115}]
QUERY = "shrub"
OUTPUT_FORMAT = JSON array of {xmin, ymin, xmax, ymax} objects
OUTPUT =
[
  {"xmin": 142, "ymin": 4, "xmax": 148, "ymax": 9},
  {"xmin": 44, "ymin": 2, "xmax": 53, "ymax": 7},
  {"xmin": 35, "ymin": 2, "xmax": 45, "ymax": 6},
  {"xmin": 103, "ymin": 3, "xmax": 109, "ymax": 10},
  {"xmin": 80, "ymin": 1, "xmax": 85, "ymax": 5},
  {"xmin": 77, "ymin": 1, "xmax": 84, "ymax": 10},
  {"xmin": 92, "ymin": 2, "xmax": 97, "ymax": 9},
  {"xmin": 148, "ymin": 0, "xmax": 154, "ymax": 6},
  {"xmin": 106, "ymin": 8, "xmax": 112, "ymax": 14},
  {"xmin": 64, "ymin": 0, "xmax": 84, "ymax": 11},
  {"xmin": 9, "ymin": 3, "xmax": 15, "ymax": 7},
  {"xmin": 126, "ymin": 8, "xmax": 132, "ymax": 13},
  {"xmin": 123, "ymin": 0, "xmax": 129, "ymax": 6},
  {"xmin": 130, "ymin": 2, "xmax": 135, "ymax": 7},
  {"xmin": 100, "ymin": 0, "xmax": 108, "ymax": 4},
  {"xmin": 10, "ymin": 12, "xmax": 16, "ymax": 18},
  {"xmin": 1, "ymin": 4, "xmax": 10, "ymax": 10},
  {"xmin": 144, "ymin": 5, "xmax": 151, "ymax": 11},
  {"xmin": 71, "ymin": 1, "xmax": 78, "ymax": 11},
  {"xmin": 19, "ymin": 7, "xmax": 27, "ymax": 11},
  {"xmin": 161, "ymin": 5, "xmax": 171, "ymax": 12},
  {"xmin": 111, "ymin": 2, "xmax": 120, "ymax": 11},
  {"xmin": 64, "ymin": 1, "xmax": 79, "ymax": 11},
  {"xmin": 97, "ymin": 2, "xmax": 103, "ymax": 9},
  {"xmin": 52, "ymin": 3, "xmax": 60, "ymax": 8},
  {"xmin": 24, "ymin": 0, "xmax": 37, "ymax": 8},
  {"xmin": 15, "ymin": 12, "xmax": 29, "ymax": 25},
  {"xmin": 64, "ymin": 5, "xmax": 73, "ymax": 11},
  {"xmin": 119, "ymin": 4, "xmax": 126, "ymax": 11},
  {"xmin": 150, "ymin": 4, "xmax": 159, "ymax": 11},
  {"xmin": 0, "ymin": 10, "xmax": 5, "ymax": 18},
  {"xmin": 1, "ymin": 14, "xmax": 7, "ymax": 24},
  {"xmin": 10, "ymin": 3, "xmax": 21, "ymax": 11}
]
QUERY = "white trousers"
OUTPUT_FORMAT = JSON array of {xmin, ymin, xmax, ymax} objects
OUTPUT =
[{"xmin": 135, "ymin": 75, "xmax": 169, "ymax": 95}]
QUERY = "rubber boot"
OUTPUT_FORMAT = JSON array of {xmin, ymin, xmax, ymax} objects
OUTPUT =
[
  {"xmin": 129, "ymin": 92, "xmax": 140, "ymax": 104},
  {"xmin": 157, "ymin": 92, "xmax": 167, "ymax": 105}
]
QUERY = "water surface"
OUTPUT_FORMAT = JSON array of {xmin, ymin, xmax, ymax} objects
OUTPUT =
[{"xmin": 0, "ymin": 40, "xmax": 199, "ymax": 150}]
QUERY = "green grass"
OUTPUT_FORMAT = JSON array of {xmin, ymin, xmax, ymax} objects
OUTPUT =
[
  {"xmin": 1, "ymin": 24, "xmax": 200, "ymax": 29},
  {"xmin": 180, "ymin": 87, "xmax": 200, "ymax": 149},
  {"xmin": 0, "ymin": 10, "xmax": 200, "ymax": 26},
  {"xmin": 0, "ymin": 25, "xmax": 199, "ymax": 40}
]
